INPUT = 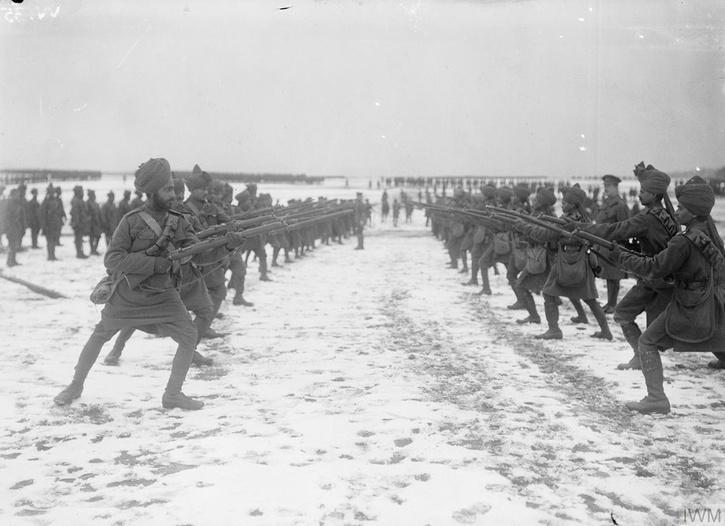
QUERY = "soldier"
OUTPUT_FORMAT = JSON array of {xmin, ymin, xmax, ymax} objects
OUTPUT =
[
  {"xmin": 615, "ymin": 176, "xmax": 725, "ymax": 414},
  {"xmin": 86, "ymin": 189, "xmax": 103, "ymax": 255},
  {"xmin": 595, "ymin": 175, "xmax": 630, "ymax": 313},
  {"xmin": 579, "ymin": 166, "xmax": 677, "ymax": 369},
  {"xmin": 507, "ymin": 183, "xmax": 533, "ymax": 310},
  {"xmin": 236, "ymin": 183, "xmax": 271, "ymax": 282},
  {"xmin": 381, "ymin": 190, "xmax": 390, "ymax": 223},
  {"xmin": 353, "ymin": 192, "xmax": 366, "ymax": 250},
  {"xmin": 26, "ymin": 188, "xmax": 41, "ymax": 249},
  {"xmin": 222, "ymin": 183, "xmax": 252, "ymax": 306},
  {"xmin": 117, "ymin": 190, "xmax": 132, "ymax": 218},
  {"xmin": 4, "ymin": 189, "xmax": 24, "ymax": 266},
  {"xmin": 53, "ymin": 158, "xmax": 246, "ymax": 410},
  {"xmin": 102, "ymin": 177, "xmax": 217, "ymax": 367},
  {"xmin": 16, "ymin": 183, "xmax": 28, "ymax": 249},
  {"xmin": 184, "ymin": 165, "xmax": 232, "ymax": 329},
  {"xmin": 477, "ymin": 186, "xmax": 514, "ymax": 295},
  {"xmin": 70, "ymin": 185, "xmax": 90, "ymax": 258},
  {"xmin": 392, "ymin": 198, "xmax": 401, "ymax": 227},
  {"xmin": 39, "ymin": 184, "xmax": 64, "ymax": 261},
  {"xmin": 100, "ymin": 191, "xmax": 119, "ymax": 248},
  {"xmin": 53, "ymin": 186, "xmax": 66, "ymax": 246},
  {"xmin": 517, "ymin": 186, "xmax": 612, "ymax": 340},
  {"xmin": 513, "ymin": 186, "xmax": 557, "ymax": 324}
]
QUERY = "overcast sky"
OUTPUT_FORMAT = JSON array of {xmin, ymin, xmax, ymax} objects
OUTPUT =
[{"xmin": 1, "ymin": 0, "xmax": 723, "ymax": 178}]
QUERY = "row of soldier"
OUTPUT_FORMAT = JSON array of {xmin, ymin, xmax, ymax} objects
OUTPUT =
[{"xmin": 424, "ymin": 164, "xmax": 725, "ymax": 415}]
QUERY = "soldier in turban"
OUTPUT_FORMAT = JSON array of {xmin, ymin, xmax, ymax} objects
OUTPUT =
[
  {"xmin": 580, "ymin": 164, "xmax": 679, "ymax": 370},
  {"xmin": 53, "ymin": 157, "xmax": 243, "ymax": 411},
  {"xmin": 615, "ymin": 176, "xmax": 725, "ymax": 414}
]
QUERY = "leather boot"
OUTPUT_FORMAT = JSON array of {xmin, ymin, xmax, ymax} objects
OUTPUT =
[
  {"xmin": 708, "ymin": 352, "xmax": 725, "ymax": 370},
  {"xmin": 625, "ymin": 347, "xmax": 670, "ymax": 414},
  {"xmin": 535, "ymin": 300, "xmax": 562, "ymax": 339},
  {"xmin": 570, "ymin": 299, "xmax": 588, "ymax": 324},
  {"xmin": 507, "ymin": 286, "xmax": 526, "ymax": 310},
  {"xmin": 233, "ymin": 290, "xmax": 254, "ymax": 306},
  {"xmin": 618, "ymin": 323, "xmax": 642, "ymax": 370},
  {"xmin": 604, "ymin": 280, "xmax": 619, "ymax": 313},
  {"xmin": 587, "ymin": 300, "xmax": 613, "ymax": 340},
  {"xmin": 516, "ymin": 290, "xmax": 541, "ymax": 324},
  {"xmin": 163, "ymin": 346, "xmax": 203, "ymax": 410},
  {"xmin": 54, "ymin": 381, "xmax": 84, "ymax": 406},
  {"xmin": 192, "ymin": 350, "xmax": 214, "ymax": 366},
  {"xmin": 54, "ymin": 327, "xmax": 111, "ymax": 405},
  {"xmin": 477, "ymin": 269, "xmax": 491, "ymax": 295}
]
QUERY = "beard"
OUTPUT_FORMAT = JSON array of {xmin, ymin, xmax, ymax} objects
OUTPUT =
[{"xmin": 151, "ymin": 192, "xmax": 173, "ymax": 211}]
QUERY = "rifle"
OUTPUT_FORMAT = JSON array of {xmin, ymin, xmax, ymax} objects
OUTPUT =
[
  {"xmin": 411, "ymin": 201, "xmax": 505, "ymax": 230},
  {"xmin": 486, "ymin": 205, "xmax": 567, "ymax": 226},
  {"xmin": 168, "ymin": 221, "xmax": 284, "ymax": 261},
  {"xmin": 491, "ymin": 208, "xmax": 641, "ymax": 256},
  {"xmin": 196, "ymin": 215, "xmax": 277, "ymax": 240}
]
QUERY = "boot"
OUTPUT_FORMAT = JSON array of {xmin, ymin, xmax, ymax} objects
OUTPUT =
[
  {"xmin": 477, "ymin": 268, "xmax": 491, "ymax": 295},
  {"xmin": 462, "ymin": 279, "xmax": 478, "ymax": 286},
  {"xmin": 259, "ymin": 274, "xmax": 272, "ymax": 282},
  {"xmin": 587, "ymin": 300, "xmax": 612, "ymax": 340},
  {"xmin": 54, "ymin": 381, "xmax": 83, "ymax": 406},
  {"xmin": 570, "ymin": 299, "xmax": 588, "ymax": 324},
  {"xmin": 604, "ymin": 280, "xmax": 620, "ymax": 314},
  {"xmin": 618, "ymin": 323, "xmax": 643, "ymax": 370},
  {"xmin": 535, "ymin": 300, "xmax": 562, "ymax": 339},
  {"xmin": 625, "ymin": 347, "xmax": 670, "ymax": 414},
  {"xmin": 517, "ymin": 290, "xmax": 541, "ymax": 324},
  {"xmin": 191, "ymin": 351, "xmax": 213, "ymax": 367},
  {"xmin": 202, "ymin": 328, "xmax": 226, "ymax": 339},
  {"xmin": 163, "ymin": 348, "xmax": 203, "ymax": 410},
  {"xmin": 708, "ymin": 352, "xmax": 725, "ymax": 370},
  {"xmin": 233, "ymin": 290, "xmax": 254, "ymax": 307}
]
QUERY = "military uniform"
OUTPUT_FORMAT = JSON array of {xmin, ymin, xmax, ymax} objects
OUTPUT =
[
  {"xmin": 70, "ymin": 186, "xmax": 90, "ymax": 258},
  {"xmin": 101, "ymin": 192, "xmax": 119, "ymax": 248},
  {"xmin": 54, "ymin": 158, "xmax": 205, "ymax": 410},
  {"xmin": 353, "ymin": 193, "xmax": 366, "ymax": 249},
  {"xmin": 26, "ymin": 190, "xmax": 41, "ymax": 249},
  {"xmin": 86, "ymin": 190, "xmax": 103, "ymax": 255},
  {"xmin": 583, "ymin": 168, "xmax": 677, "ymax": 368},
  {"xmin": 4, "ymin": 190, "xmax": 24, "ymax": 266}
]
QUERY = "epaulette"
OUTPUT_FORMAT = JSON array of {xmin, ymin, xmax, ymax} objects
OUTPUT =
[{"xmin": 647, "ymin": 207, "xmax": 678, "ymax": 237}]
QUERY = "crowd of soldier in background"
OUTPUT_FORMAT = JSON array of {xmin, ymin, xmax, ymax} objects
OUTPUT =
[{"xmin": 419, "ymin": 164, "xmax": 725, "ymax": 415}]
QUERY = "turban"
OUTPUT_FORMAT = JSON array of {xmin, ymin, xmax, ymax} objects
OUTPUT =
[
  {"xmin": 134, "ymin": 158, "xmax": 171, "ymax": 194},
  {"xmin": 639, "ymin": 168, "xmax": 670, "ymax": 195},
  {"xmin": 675, "ymin": 176, "xmax": 714, "ymax": 216},
  {"xmin": 235, "ymin": 190, "xmax": 250, "ymax": 202},
  {"xmin": 210, "ymin": 180, "xmax": 226, "ymax": 195},
  {"xmin": 496, "ymin": 186, "xmax": 514, "ymax": 202},
  {"xmin": 563, "ymin": 186, "xmax": 586, "ymax": 206},
  {"xmin": 186, "ymin": 164, "xmax": 211, "ymax": 191},
  {"xmin": 73, "ymin": 185, "xmax": 83, "ymax": 194},
  {"xmin": 514, "ymin": 184, "xmax": 531, "ymax": 201},
  {"xmin": 536, "ymin": 187, "xmax": 557, "ymax": 208},
  {"xmin": 482, "ymin": 184, "xmax": 497, "ymax": 198}
]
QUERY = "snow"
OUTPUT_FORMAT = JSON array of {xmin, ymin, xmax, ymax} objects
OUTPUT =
[{"xmin": 1, "ymin": 178, "xmax": 725, "ymax": 525}]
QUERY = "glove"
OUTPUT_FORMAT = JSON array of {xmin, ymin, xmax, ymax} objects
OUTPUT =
[
  {"xmin": 153, "ymin": 256, "xmax": 172, "ymax": 273},
  {"xmin": 225, "ymin": 232, "xmax": 246, "ymax": 249}
]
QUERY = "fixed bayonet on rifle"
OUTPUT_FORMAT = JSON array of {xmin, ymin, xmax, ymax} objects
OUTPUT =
[{"xmin": 486, "ymin": 205, "xmax": 567, "ymax": 226}]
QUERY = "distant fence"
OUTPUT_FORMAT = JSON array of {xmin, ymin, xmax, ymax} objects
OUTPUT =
[{"xmin": 1, "ymin": 169, "xmax": 102, "ymax": 185}]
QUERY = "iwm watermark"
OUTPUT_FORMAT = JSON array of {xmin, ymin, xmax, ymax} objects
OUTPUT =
[{"xmin": 682, "ymin": 508, "xmax": 724, "ymax": 523}]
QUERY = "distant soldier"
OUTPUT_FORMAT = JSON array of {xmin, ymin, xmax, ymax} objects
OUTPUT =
[
  {"xmin": 392, "ymin": 198, "xmax": 401, "ymax": 227},
  {"xmin": 26, "ymin": 188, "xmax": 41, "ymax": 249},
  {"xmin": 39, "ymin": 184, "xmax": 64, "ymax": 261},
  {"xmin": 86, "ymin": 189, "xmax": 103, "ymax": 255},
  {"xmin": 381, "ymin": 190, "xmax": 390, "ymax": 223},
  {"xmin": 53, "ymin": 186, "xmax": 66, "ymax": 246},
  {"xmin": 17, "ymin": 183, "xmax": 28, "ymax": 249},
  {"xmin": 353, "ymin": 192, "xmax": 366, "ymax": 250},
  {"xmin": 70, "ymin": 185, "xmax": 90, "ymax": 258},
  {"xmin": 404, "ymin": 199, "xmax": 414, "ymax": 224},
  {"xmin": 594, "ymin": 175, "xmax": 630, "ymax": 313},
  {"xmin": 53, "ymin": 158, "xmax": 239, "ymax": 410},
  {"xmin": 117, "ymin": 190, "xmax": 132, "ymax": 218},
  {"xmin": 100, "ymin": 191, "xmax": 119, "ymax": 248},
  {"xmin": 0, "ymin": 185, "xmax": 6, "ymax": 248},
  {"xmin": 4, "ymin": 188, "xmax": 24, "ymax": 266}
]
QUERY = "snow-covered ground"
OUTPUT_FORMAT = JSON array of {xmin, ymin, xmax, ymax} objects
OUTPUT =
[{"xmin": 1, "ymin": 180, "xmax": 725, "ymax": 525}]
